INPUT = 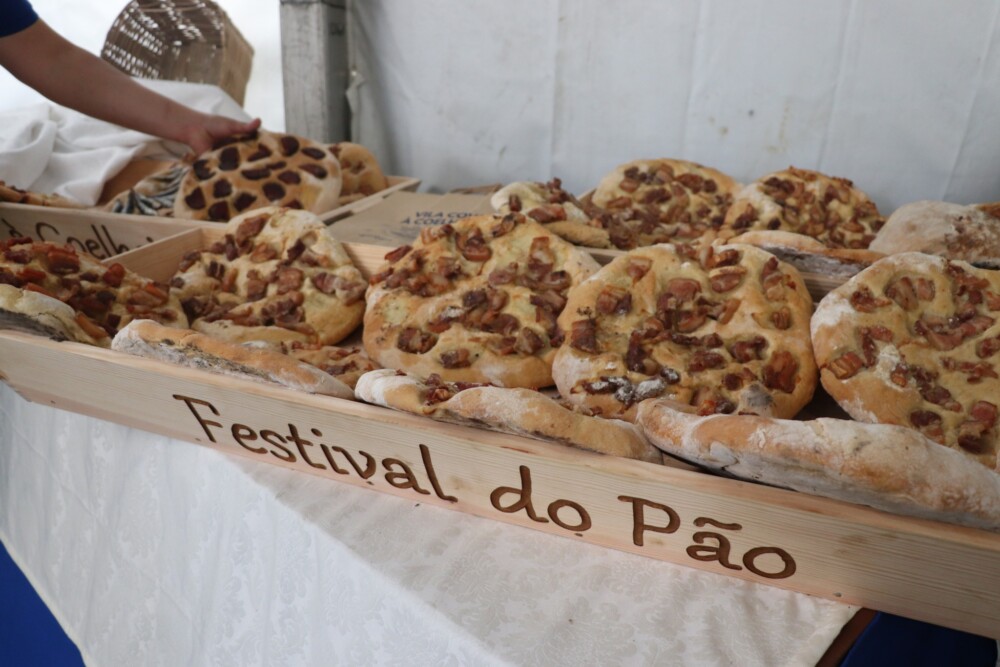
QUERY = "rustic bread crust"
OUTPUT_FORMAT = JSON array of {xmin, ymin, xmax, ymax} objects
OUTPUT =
[
  {"xmin": 589, "ymin": 158, "xmax": 740, "ymax": 247},
  {"xmin": 553, "ymin": 243, "xmax": 816, "ymax": 421},
  {"xmin": 489, "ymin": 179, "xmax": 618, "ymax": 249},
  {"xmin": 0, "ymin": 180, "xmax": 84, "ymax": 208},
  {"xmin": 0, "ymin": 284, "xmax": 97, "ymax": 343},
  {"xmin": 355, "ymin": 368, "xmax": 665, "ymax": 464},
  {"xmin": 722, "ymin": 167, "xmax": 884, "ymax": 249},
  {"xmin": 637, "ymin": 399, "xmax": 1000, "ymax": 532},
  {"xmin": 363, "ymin": 214, "xmax": 600, "ymax": 387},
  {"xmin": 112, "ymin": 319, "xmax": 353, "ymax": 398},
  {"xmin": 812, "ymin": 252, "xmax": 1000, "ymax": 471},
  {"xmin": 728, "ymin": 230, "xmax": 884, "ymax": 278},
  {"xmin": 170, "ymin": 207, "xmax": 366, "ymax": 346},
  {"xmin": 1, "ymin": 238, "xmax": 186, "ymax": 346},
  {"xmin": 174, "ymin": 130, "xmax": 343, "ymax": 221},
  {"xmin": 329, "ymin": 142, "xmax": 389, "ymax": 205},
  {"xmin": 870, "ymin": 200, "xmax": 1000, "ymax": 268}
]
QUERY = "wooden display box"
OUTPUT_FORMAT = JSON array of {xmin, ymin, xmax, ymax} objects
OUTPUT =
[
  {"xmin": 1, "ymin": 225, "xmax": 999, "ymax": 639},
  {"xmin": 0, "ymin": 202, "xmax": 202, "ymax": 258}
]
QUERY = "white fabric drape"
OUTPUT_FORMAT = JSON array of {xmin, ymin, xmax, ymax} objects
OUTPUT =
[
  {"xmin": 347, "ymin": 0, "xmax": 1000, "ymax": 210},
  {"xmin": 0, "ymin": 383, "xmax": 856, "ymax": 666},
  {"xmin": 0, "ymin": 80, "xmax": 249, "ymax": 205}
]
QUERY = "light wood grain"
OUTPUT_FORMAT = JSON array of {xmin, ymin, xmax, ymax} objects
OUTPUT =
[
  {"xmin": 1, "ymin": 328, "xmax": 998, "ymax": 638},
  {"xmin": 319, "ymin": 176, "xmax": 423, "ymax": 223},
  {"xmin": 0, "ymin": 202, "xmax": 202, "ymax": 260}
]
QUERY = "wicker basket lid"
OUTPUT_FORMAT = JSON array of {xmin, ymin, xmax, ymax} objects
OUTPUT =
[{"xmin": 101, "ymin": 0, "xmax": 254, "ymax": 105}]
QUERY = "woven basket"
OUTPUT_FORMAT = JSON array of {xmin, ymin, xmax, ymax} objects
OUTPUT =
[{"xmin": 101, "ymin": 0, "xmax": 254, "ymax": 105}]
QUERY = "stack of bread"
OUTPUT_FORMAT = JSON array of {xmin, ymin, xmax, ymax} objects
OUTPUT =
[{"xmin": 2, "ymin": 139, "xmax": 999, "ymax": 532}]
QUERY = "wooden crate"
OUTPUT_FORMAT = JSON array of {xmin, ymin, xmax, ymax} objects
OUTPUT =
[
  {"xmin": 2, "ymin": 227, "xmax": 999, "ymax": 639},
  {"xmin": 318, "ymin": 175, "xmax": 422, "ymax": 224},
  {"xmin": 0, "ymin": 202, "xmax": 203, "ymax": 259}
]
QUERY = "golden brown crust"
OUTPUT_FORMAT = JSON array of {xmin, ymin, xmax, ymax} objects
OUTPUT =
[
  {"xmin": 722, "ymin": 167, "xmax": 884, "ymax": 249},
  {"xmin": 589, "ymin": 159, "xmax": 741, "ymax": 248},
  {"xmin": 0, "ymin": 237, "xmax": 186, "ymax": 347},
  {"xmin": 363, "ymin": 214, "xmax": 600, "ymax": 387},
  {"xmin": 490, "ymin": 179, "xmax": 613, "ymax": 248},
  {"xmin": 0, "ymin": 180, "xmax": 84, "ymax": 209},
  {"xmin": 0, "ymin": 284, "xmax": 97, "ymax": 343},
  {"xmin": 355, "ymin": 369, "xmax": 664, "ymax": 464},
  {"xmin": 174, "ymin": 130, "xmax": 343, "ymax": 221},
  {"xmin": 329, "ymin": 142, "xmax": 389, "ymax": 205},
  {"xmin": 553, "ymin": 243, "xmax": 816, "ymax": 421},
  {"xmin": 637, "ymin": 399, "xmax": 1000, "ymax": 532},
  {"xmin": 169, "ymin": 207, "xmax": 365, "ymax": 346},
  {"xmin": 112, "ymin": 319, "xmax": 354, "ymax": 398},
  {"xmin": 812, "ymin": 252, "xmax": 1000, "ymax": 471}
]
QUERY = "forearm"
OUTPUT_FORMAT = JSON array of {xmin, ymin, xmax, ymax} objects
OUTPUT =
[{"xmin": 0, "ymin": 20, "xmax": 206, "ymax": 143}]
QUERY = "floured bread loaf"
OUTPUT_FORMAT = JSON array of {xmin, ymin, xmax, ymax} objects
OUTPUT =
[
  {"xmin": 637, "ymin": 399, "xmax": 1000, "ymax": 532},
  {"xmin": 491, "ymin": 179, "xmax": 612, "ymax": 248},
  {"xmin": 812, "ymin": 253, "xmax": 1000, "ymax": 471},
  {"xmin": 0, "ymin": 237, "xmax": 186, "ymax": 346},
  {"xmin": 174, "ymin": 130, "xmax": 343, "ymax": 221},
  {"xmin": 589, "ymin": 158, "xmax": 741, "ymax": 248},
  {"xmin": 363, "ymin": 214, "xmax": 600, "ymax": 387},
  {"xmin": 355, "ymin": 369, "xmax": 666, "ymax": 464},
  {"xmin": 112, "ymin": 319, "xmax": 354, "ymax": 398},
  {"xmin": 329, "ymin": 142, "xmax": 390, "ymax": 205},
  {"xmin": 870, "ymin": 200, "xmax": 1000, "ymax": 268},
  {"xmin": 169, "ymin": 207, "xmax": 366, "ymax": 346},
  {"xmin": 722, "ymin": 167, "xmax": 884, "ymax": 249},
  {"xmin": 553, "ymin": 242, "xmax": 816, "ymax": 421}
]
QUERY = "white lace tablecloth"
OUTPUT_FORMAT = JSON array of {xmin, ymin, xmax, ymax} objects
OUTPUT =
[{"xmin": 0, "ymin": 383, "xmax": 857, "ymax": 666}]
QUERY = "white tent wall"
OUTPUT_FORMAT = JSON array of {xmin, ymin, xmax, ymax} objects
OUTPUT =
[{"xmin": 345, "ymin": 0, "xmax": 1000, "ymax": 211}]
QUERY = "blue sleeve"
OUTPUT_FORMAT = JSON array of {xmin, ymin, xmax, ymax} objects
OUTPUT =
[{"xmin": 0, "ymin": 0, "xmax": 38, "ymax": 38}]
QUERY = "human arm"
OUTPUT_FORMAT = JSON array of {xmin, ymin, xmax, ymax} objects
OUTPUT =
[{"xmin": 0, "ymin": 19, "xmax": 260, "ymax": 154}]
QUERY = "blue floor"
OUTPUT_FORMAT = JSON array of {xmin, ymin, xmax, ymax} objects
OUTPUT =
[{"xmin": 0, "ymin": 537, "xmax": 84, "ymax": 666}]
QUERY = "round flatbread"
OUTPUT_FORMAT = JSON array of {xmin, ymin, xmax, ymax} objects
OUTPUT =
[
  {"xmin": 355, "ymin": 368, "xmax": 665, "ymax": 464},
  {"xmin": 812, "ymin": 252, "xmax": 1000, "ymax": 471},
  {"xmin": 491, "ymin": 179, "xmax": 611, "ymax": 248},
  {"xmin": 329, "ymin": 142, "xmax": 389, "ymax": 205},
  {"xmin": 637, "ymin": 399, "xmax": 1000, "ymax": 532},
  {"xmin": 870, "ymin": 200, "xmax": 1000, "ymax": 268},
  {"xmin": 363, "ymin": 214, "xmax": 601, "ymax": 387},
  {"xmin": 169, "ymin": 207, "xmax": 366, "ymax": 346},
  {"xmin": 589, "ymin": 158, "xmax": 741, "ymax": 248},
  {"xmin": 722, "ymin": 167, "xmax": 884, "ymax": 249},
  {"xmin": 552, "ymin": 243, "xmax": 816, "ymax": 421},
  {"xmin": 174, "ymin": 130, "xmax": 343, "ymax": 221},
  {"xmin": 0, "ymin": 236, "xmax": 186, "ymax": 346}
]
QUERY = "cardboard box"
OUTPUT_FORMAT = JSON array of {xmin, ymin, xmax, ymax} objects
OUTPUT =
[
  {"xmin": 2, "ymin": 223, "xmax": 998, "ymax": 638},
  {"xmin": 324, "ymin": 190, "xmax": 493, "ymax": 246}
]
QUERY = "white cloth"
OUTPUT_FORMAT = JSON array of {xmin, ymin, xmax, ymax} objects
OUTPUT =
[
  {"xmin": 0, "ymin": 383, "xmax": 857, "ymax": 666},
  {"xmin": 348, "ymin": 0, "xmax": 1000, "ymax": 210},
  {"xmin": 0, "ymin": 79, "xmax": 249, "ymax": 206}
]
